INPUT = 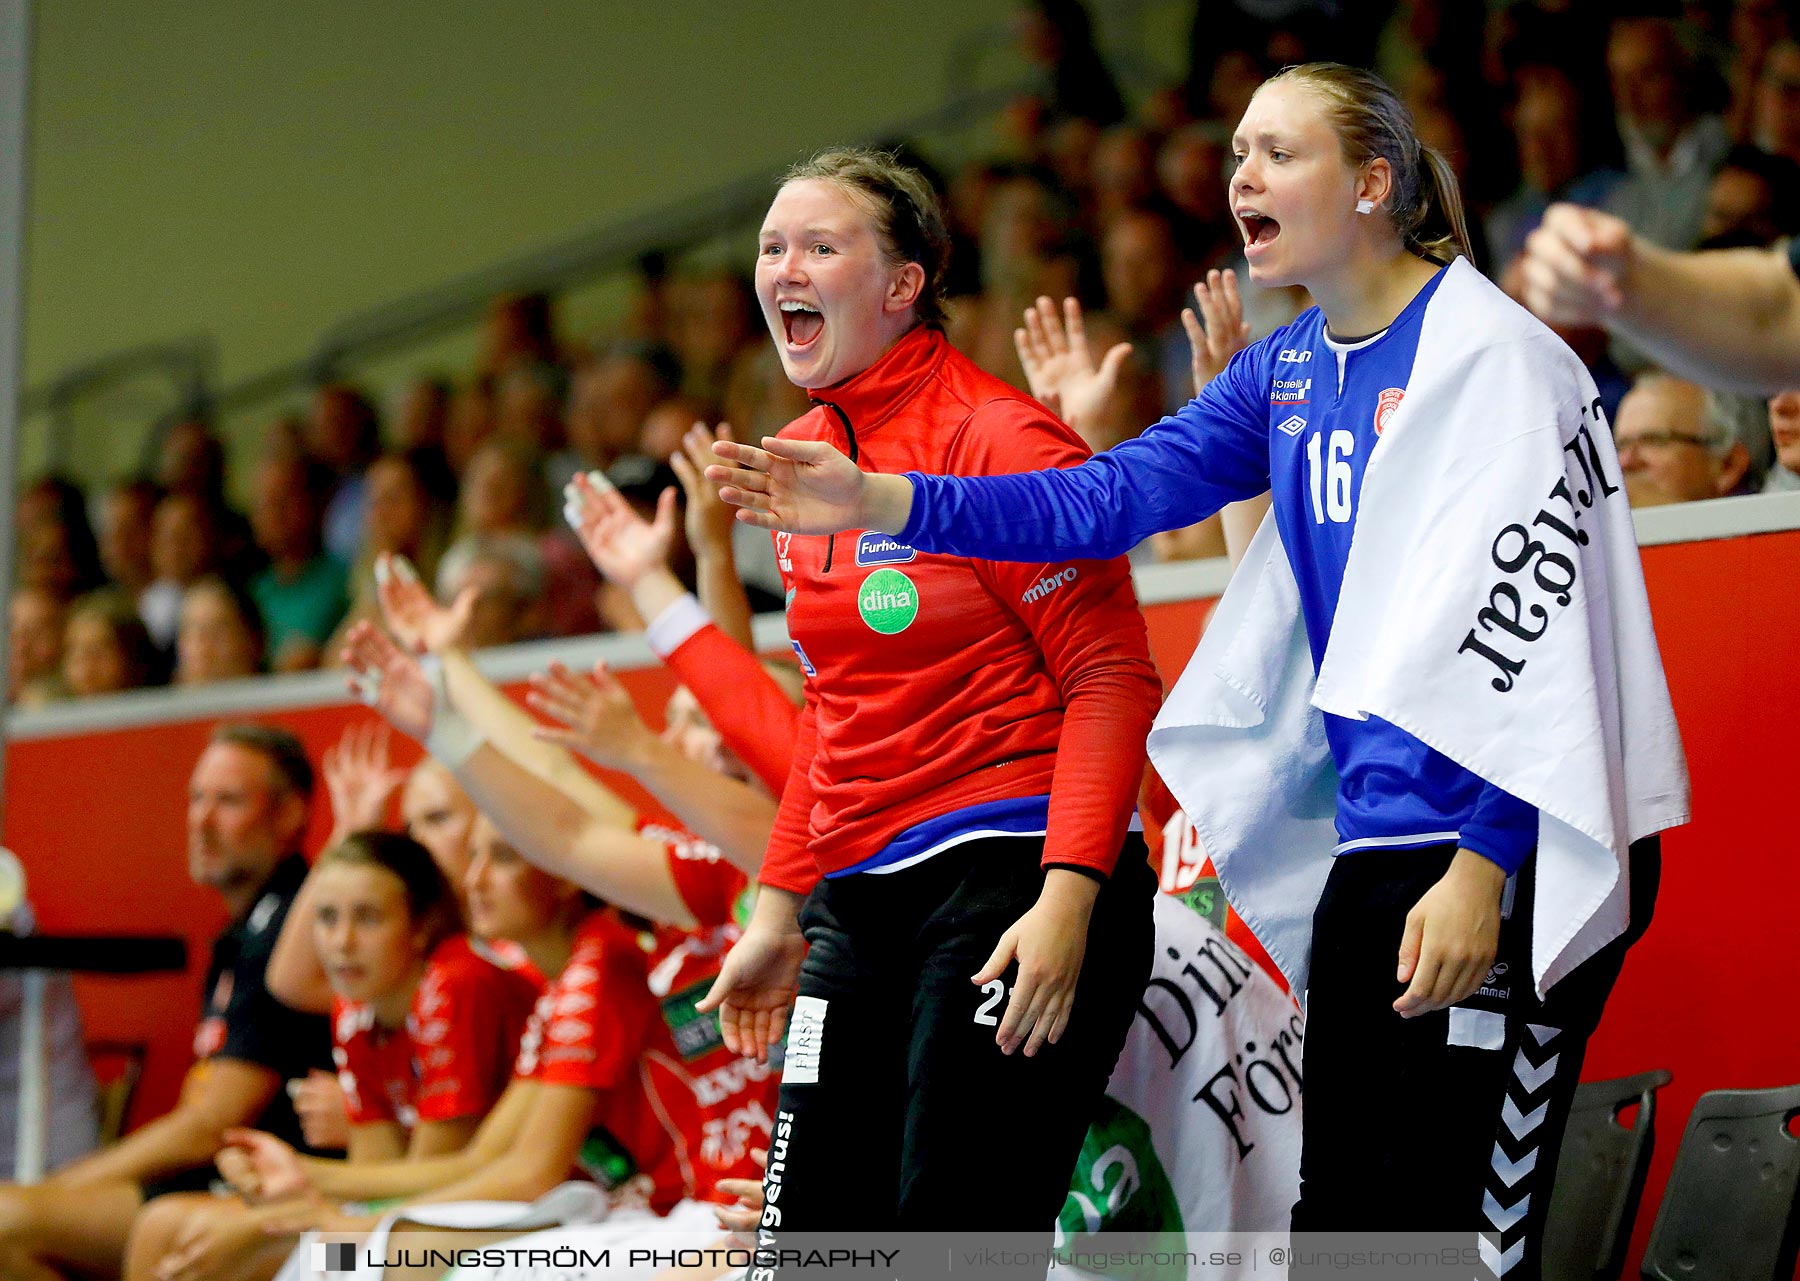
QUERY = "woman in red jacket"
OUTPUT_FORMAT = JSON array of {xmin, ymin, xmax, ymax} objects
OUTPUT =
[{"xmin": 696, "ymin": 148, "xmax": 1162, "ymax": 1238}]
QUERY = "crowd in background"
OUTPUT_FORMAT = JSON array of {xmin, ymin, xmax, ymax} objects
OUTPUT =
[{"xmin": 12, "ymin": 0, "xmax": 1800, "ymax": 710}]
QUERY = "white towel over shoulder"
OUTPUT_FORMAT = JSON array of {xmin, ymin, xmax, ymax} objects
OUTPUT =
[{"xmin": 1149, "ymin": 259, "xmax": 1689, "ymax": 1002}]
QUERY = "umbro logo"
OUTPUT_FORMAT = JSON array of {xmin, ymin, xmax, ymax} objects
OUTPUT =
[{"xmin": 1276, "ymin": 415, "xmax": 1307, "ymax": 436}]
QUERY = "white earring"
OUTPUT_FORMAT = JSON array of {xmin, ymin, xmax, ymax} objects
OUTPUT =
[{"xmin": 1355, "ymin": 198, "xmax": 1375, "ymax": 214}]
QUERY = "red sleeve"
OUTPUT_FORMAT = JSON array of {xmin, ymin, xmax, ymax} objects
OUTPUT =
[
  {"xmin": 532, "ymin": 915, "xmax": 655, "ymax": 1091},
  {"xmin": 758, "ymin": 700, "xmax": 823, "ymax": 896},
  {"xmin": 953, "ymin": 400, "xmax": 1162, "ymax": 879},
  {"xmin": 638, "ymin": 818, "xmax": 749, "ymax": 929},
  {"xmin": 664, "ymin": 623, "xmax": 799, "ymax": 797},
  {"xmin": 411, "ymin": 945, "xmax": 540, "ymax": 1123},
  {"xmin": 332, "ymin": 1002, "xmax": 392, "ymax": 1126}
]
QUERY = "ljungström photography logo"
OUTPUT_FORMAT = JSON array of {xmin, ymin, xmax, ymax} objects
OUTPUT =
[{"xmin": 312, "ymin": 1241, "xmax": 357, "ymax": 1274}]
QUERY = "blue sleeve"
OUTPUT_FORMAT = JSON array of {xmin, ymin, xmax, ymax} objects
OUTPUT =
[
  {"xmin": 897, "ymin": 344, "xmax": 1274, "ymax": 562},
  {"xmin": 1458, "ymin": 782, "xmax": 1537, "ymax": 876}
]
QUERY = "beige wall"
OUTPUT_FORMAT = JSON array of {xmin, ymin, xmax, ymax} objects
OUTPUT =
[{"xmin": 20, "ymin": 1, "xmax": 1023, "ymax": 477}]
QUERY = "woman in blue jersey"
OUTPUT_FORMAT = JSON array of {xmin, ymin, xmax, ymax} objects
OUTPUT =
[{"xmin": 707, "ymin": 64, "xmax": 1673, "ymax": 1275}]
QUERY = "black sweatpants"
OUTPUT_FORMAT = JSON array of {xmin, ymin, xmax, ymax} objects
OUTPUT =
[
  {"xmin": 762, "ymin": 833, "xmax": 1156, "ymax": 1243},
  {"xmin": 1291, "ymin": 838, "xmax": 1660, "ymax": 1280}
]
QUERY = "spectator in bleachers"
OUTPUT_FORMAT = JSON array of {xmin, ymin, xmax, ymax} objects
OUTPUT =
[
  {"xmin": 495, "ymin": 361, "xmax": 567, "ymax": 457},
  {"xmin": 478, "ymin": 292, "xmax": 561, "ymax": 380},
  {"xmin": 1090, "ymin": 124, "xmax": 1161, "ymax": 235},
  {"xmin": 248, "ymin": 453, "xmax": 349, "ymax": 672},
  {"xmin": 175, "ymin": 576, "xmax": 265, "ymax": 687},
  {"xmin": 325, "ymin": 448, "xmax": 456, "ymax": 665},
  {"xmin": 393, "ymin": 375, "xmax": 452, "ymax": 453},
  {"xmin": 444, "ymin": 377, "xmax": 497, "ymax": 478},
  {"xmin": 140, "ymin": 492, "xmax": 225, "ymax": 654},
  {"xmin": 668, "ymin": 271, "xmax": 755, "ymax": 404},
  {"xmin": 1101, "ymin": 207, "xmax": 1193, "ymax": 414},
  {"xmin": 0, "ymin": 725, "xmax": 331, "ymax": 1281},
  {"xmin": 154, "ymin": 418, "xmax": 258, "ymax": 579},
  {"xmin": 15, "ymin": 509, "xmax": 104, "ymax": 605},
  {"xmin": 1751, "ymin": 37, "xmax": 1800, "ymax": 166},
  {"xmin": 1019, "ymin": 0, "xmax": 1125, "ymax": 127},
  {"xmin": 95, "ymin": 477, "xmax": 159, "ymax": 605},
  {"xmin": 1728, "ymin": 0, "xmax": 1794, "ymax": 140},
  {"xmin": 309, "ymin": 384, "xmax": 383, "ymax": 567},
  {"xmin": 61, "ymin": 589, "xmax": 156, "ymax": 698},
  {"xmin": 1486, "ymin": 65, "xmax": 1625, "ymax": 272},
  {"xmin": 1602, "ymin": 15, "xmax": 1731, "ymax": 250},
  {"xmin": 434, "ymin": 534, "xmax": 547, "ymax": 650},
  {"xmin": 1764, "ymin": 387, "xmax": 1800, "ymax": 491},
  {"xmin": 1697, "ymin": 144, "xmax": 1800, "ymax": 248},
  {"xmin": 637, "ymin": 394, "xmax": 717, "ymax": 465},
  {"xmin": 450, "ymin": 436, "xmax": 601, "ymax": 638},
  {"xmin": 8, "ymin": 585, "xmax": 66, "ymax": 708},
  {"xmin": 1157, "ymin": 121, "xmax": 1240, "ymax": 273},
  {"xmin": 558, "ymin": 344, "xmax": 678, "ymax": 491},
  {"xmin": 1613, "ymin": 370, "xmax": 1764, "ymax": 508}
]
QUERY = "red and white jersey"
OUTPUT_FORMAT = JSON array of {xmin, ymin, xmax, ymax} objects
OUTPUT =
[
  {"xmin": 630, "ymin": 820, "xmax": 777, "ymax": 1204},
  {"xmin": 334, "ymin": 935, "xmax": 542, "ymax": 1129},
  {"xmin": 514, "ymin": 908, "xmax": 681, "ymax": 1212}
]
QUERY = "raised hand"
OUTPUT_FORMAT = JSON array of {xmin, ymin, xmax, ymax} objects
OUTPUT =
[
  {"xmin": 1520, "ymin": 204, "xmax": 1632, "ymax": 327},
  {"xmin": 340, "ymin": 621, "xmax": 434, "ymax": 744},
  {"xmin": 1181, "ymin": 268, "xmax": 1251, "ymax": 393},
  {"xmin": 672, "ymin": 422, "xmax": 740, "ymax": 560},
  {"xmin": 321, "ymin": 724, "xmax": 407, "ymax": 839},
  {"xmin": 707, "ymin": 437, "xmax": 874, "ymax": 534},
  {"xmin": 525, "ymin": 659, "xmax": 655, "ymax": 770},
  {"xmin": 373, "ymin": 552, "xmax": 474, "ymax": 655},
  {"xmin": 1013, "ymin": 295, "xmax": 1133, "ymax": 430},
  {"xmin": 561, "ymin": 470, "xmax": 676, "ymax": 589}
]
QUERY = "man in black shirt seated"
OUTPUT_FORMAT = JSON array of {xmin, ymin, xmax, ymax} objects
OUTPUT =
[{"xmin": 0, "ymin": 723, "xmax": 332, "ymax": 1280}]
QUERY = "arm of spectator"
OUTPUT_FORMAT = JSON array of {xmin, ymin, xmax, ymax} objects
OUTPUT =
[
  {"xmin": 340, "ymin": 623, "xmax": 697, "ymax": 927},
  {"xmin": 674, "ymin": 423, "xmax": 756, "ymax": 652},
  {"xmin": 48, "ymin": 1059, "xmax": 280, "ymax": 1191},
  {"xmin": 1182, "ymin": 269, "xmax": 1253, "ymax": 392},
  {"xmin": 266, "ymin": 724, "xmax": 409, "ymax": 1015},
  {"xmin": 527, "ymin": 660, "xmax": 776, "ymax": 875},
  {"xmin": 1013, "ymin": 295, "xmax": 1134, "ymax": 432},
  {"xmin": 1522, "ymin": 204, "xmax": 1800, "ymax": 395},
  {"xmin": 406, "ymin": 1114, "xmax": 482, "ymax": 1161}
]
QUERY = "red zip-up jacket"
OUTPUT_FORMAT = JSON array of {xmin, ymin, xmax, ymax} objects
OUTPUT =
[{"xmin": 759, "ymin": 326, "xmax": 1161, "ymax": 895}]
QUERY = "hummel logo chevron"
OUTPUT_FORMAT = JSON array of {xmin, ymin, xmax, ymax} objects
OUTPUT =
[
  {"xmin": 1513, "ymin": 1050, "xmax": 1559, "ymax": 1094},
  {"xmin": 1483, "ymin": 1188, "xmax": 1529, "ymax": 1232},
  {"xmin": 1480, "ymin": 1234, "xmax": 1526, "ymax": 1275},
  {"xmin": 1528, "ymin": 1023, "xmax": 1560, "ymax": 1046},
  {"xmin": 1502, "ymin": 1094, "xmax": 1550, "ymax": 1140},
  {"xmin": 1491, "ymin": 1141, "xmax": 1538, "ymax": 1186}
]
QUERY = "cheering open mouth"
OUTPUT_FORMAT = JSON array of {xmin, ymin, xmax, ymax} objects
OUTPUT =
[
  {"xmin": 780, "ymin": 299, "xmax": 823, "ymax": 348},
  {"xmin": 1238, "ymin": 208, "xmax": 1281, "ymax": 255}
]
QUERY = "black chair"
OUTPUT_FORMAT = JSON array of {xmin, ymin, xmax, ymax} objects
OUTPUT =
[
  {"xmin": 1641, "ymin": 1083, "xmax": 1800, "ymax": 1281},
  {"xmin": 1542, "ymin": 1069, "xmax": 1671, "ymax": 1281}
]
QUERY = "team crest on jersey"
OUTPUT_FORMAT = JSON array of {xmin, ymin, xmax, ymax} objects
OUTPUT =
[
  {"xmin": 774, "ymin": 531, "xmax": 793, "ymax": 572},
  {"xmin": 1374, "ymin": 387, "xmax": 1405, "ymax": 435},
  {"xmin": 855, "ymin": 532, "xmax": 916, "ymax": 566}
]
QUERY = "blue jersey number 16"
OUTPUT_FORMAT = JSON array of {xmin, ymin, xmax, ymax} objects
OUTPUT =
[{"xmin": 1306, "ymin": 429, "xmax": 1355, "ymax": 524}]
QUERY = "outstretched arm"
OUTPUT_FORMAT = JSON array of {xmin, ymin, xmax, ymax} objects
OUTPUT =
[
  {"xmin": 340, "ymin": 622, "xmax": 697, "ymax": 927},
  {"xmin": 1522, "ymin": 204, "xmax": 1800, "ymax": 394}
]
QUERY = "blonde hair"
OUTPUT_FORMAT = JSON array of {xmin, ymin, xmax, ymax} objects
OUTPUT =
[{"xmin": 1266, "ymin": 63, "xmax": 1474, "ymax": 267}]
